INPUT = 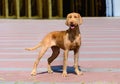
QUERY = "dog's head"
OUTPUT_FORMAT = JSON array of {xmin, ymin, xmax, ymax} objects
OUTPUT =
[{"xmin": 65, "ymin": 12, "xmax": 83, "ymax": 29}]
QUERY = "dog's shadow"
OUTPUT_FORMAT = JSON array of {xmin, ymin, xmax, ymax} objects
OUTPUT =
[{"xmin": 38, "ymin": 65, "xmax": 82, "ymax": 75}]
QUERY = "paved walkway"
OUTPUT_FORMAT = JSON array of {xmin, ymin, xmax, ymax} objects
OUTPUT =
[{"xmin": 0, "ymin": 18, "xmax": 120, "ymax": 84}]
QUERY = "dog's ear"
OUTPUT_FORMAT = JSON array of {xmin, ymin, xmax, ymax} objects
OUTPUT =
[
  {"xmin": 65, "ymin": 19, "xmax": 68, "ymax": 26},
  {"xmin": 78, "ymin": 13, "xmax": 83, "ymax": 25},
  {"xmin": 65, "ymin": 14, "xmax": 69, "ymax": 26}
]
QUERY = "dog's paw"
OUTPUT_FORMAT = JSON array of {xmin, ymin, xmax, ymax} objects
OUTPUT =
[
  {"xmin": 48, "ymin": 70, "xmax": 53, "ymax": 74},
  {"xmin": 48, "ymin": 65, "xmax": 53, "ymax": 74},
  {"xmin": 62, "ymin": 72, "xmax": 68, "ymax": 77},
  {"xmin": 75, "ymin": 69, "xmax": 83, "ymax": 75},
  {"xmin": 31, "ymin": 71, "xmax": 37, "ymax": 76}
]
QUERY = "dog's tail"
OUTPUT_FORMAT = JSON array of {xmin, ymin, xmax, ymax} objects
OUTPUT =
[{"xmin": 25, "ymin": 42, "xmax": 42, "ymax": 51}]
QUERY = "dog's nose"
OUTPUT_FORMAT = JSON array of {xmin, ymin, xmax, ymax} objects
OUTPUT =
[{"xmin": 70, "ymin": 22, "xmax": 74, "ymax": 24}]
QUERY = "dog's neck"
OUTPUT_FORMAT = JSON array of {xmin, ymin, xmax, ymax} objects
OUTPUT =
[{"xmin": 66, "ymin": 25, "xmax": 80, "ymax": 42}]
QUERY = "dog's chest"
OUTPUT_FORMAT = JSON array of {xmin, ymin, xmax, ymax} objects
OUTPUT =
[{"xmin": 64, "ymin": 34, "xmax": 81, "ymax": 50}]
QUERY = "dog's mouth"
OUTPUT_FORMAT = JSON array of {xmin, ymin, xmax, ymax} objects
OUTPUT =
[{"xmin": 70, "ymin": 24, "xmax": 75, "ymax": 29}]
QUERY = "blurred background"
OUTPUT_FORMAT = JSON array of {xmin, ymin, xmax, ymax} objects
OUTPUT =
[{"xmin": 0, "ymin": 0, "xmax": 120, "ymax": 19}]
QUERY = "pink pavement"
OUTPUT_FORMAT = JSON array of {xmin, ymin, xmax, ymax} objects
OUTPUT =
[{"xmin": 0, "ymin": 18, "xmax": 120, "ymax": 83}]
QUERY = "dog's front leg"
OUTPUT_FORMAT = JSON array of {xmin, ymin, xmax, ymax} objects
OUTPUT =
[
  {"xmin": 74, "ymin": 48, "xmax": 83, "ymax": 75},
  {"xmin": 62, "ymin": 49, "xmax": 69, "ymax": 77}
]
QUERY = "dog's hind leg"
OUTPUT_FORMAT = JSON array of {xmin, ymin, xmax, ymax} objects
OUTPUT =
[
  {"xmin": 47, "ymin": 46, "xmax": 60, "ymax": 73},
  {"xmin": 31, "ymin": 46, "xmax": 48, "ymax": 76}
]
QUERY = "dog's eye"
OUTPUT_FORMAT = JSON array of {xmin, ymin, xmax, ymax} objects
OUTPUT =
[
  {"xmin": 69, "ymin": 15, "xmax": 72, "ymax": 18},
  {"xmin": 74, "ymin": 16, "xmax": 77, "ymax": 18}
]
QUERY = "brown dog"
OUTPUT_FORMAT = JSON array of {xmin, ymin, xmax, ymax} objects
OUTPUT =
[{"xmin": 25, "ymin": 12, "xmax": 83, "ymax": 77}]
